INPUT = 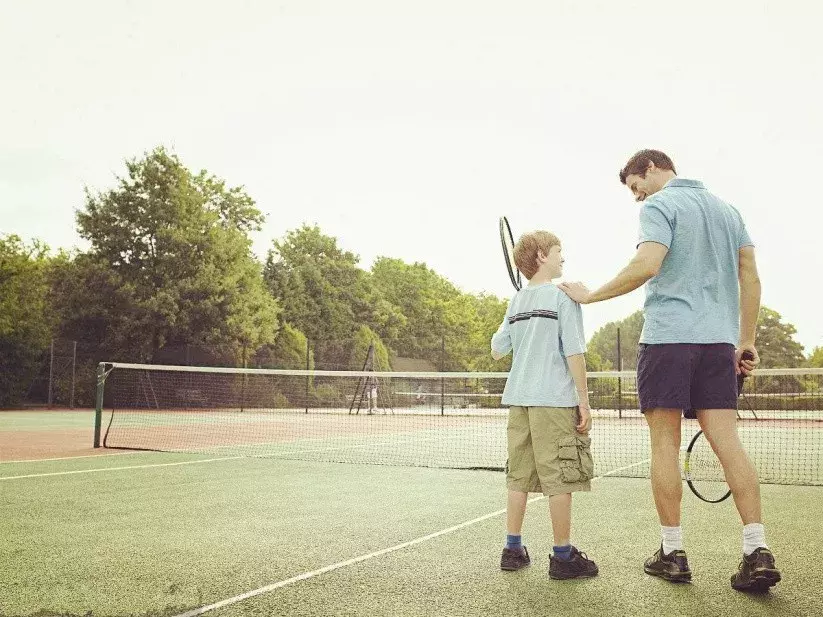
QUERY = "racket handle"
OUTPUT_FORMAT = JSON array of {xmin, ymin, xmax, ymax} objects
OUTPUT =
[{"xmin": 736, "ymin": 350, "xmax": 755, "ymax": 395}]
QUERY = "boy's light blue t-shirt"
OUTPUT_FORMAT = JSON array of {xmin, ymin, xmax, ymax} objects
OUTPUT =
[
  {"xmin": 637, "ymin": 178, "xmax": 753, "ymax": 345},
  {"xmin": 491, "ymin": 283, "xmax": 585, "ymax": 407}
]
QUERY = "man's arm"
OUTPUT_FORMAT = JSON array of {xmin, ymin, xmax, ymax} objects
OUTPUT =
[
  {"xmin": 558, "ymin": 242, "xmax": 669, "ymax": 304},
  {"xmin": 738, "ymin": 245, "xmax": 761, "ymax": 373}
]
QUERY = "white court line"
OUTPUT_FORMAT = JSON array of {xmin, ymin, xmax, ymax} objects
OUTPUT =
[
  {"xmin": 0, "ymin": 456, "xmax": 245, "ymax": 481},
  {"xmin": 0, "ymin": 451, "xmax": 143, "ymax": 465},
  {"xmin": 171, "ymin": 459, "xmax": 650, "ymax": 617},
  {"xmin": 0, "ymin": 434, "xmax": 465, "ymax": 480}
]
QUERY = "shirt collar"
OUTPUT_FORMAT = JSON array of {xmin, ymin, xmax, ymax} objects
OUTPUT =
[{"xmin": 665, "ymin": 178, "xmax": 705, "ymax": 189}]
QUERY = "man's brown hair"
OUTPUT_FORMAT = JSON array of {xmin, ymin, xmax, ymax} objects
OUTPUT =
[{"xmin": 619, "ymin": 149, "xmax": 676, "ymax": 184}]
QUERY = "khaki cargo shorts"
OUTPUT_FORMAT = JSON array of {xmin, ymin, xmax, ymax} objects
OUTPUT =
[{"xmin": 506, "ymin": 406, "xmax": 593, "ymax": 496}]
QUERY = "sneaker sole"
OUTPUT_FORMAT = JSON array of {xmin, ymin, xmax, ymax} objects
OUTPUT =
[
  {"xmin": 644, "ymin": 566, "xmax": 692, "ymax": 583},
  {"xmin": 500, "ymin": 563, "xmax": 531, "ymax": 572},
  {"xmin": 732, "ymin": 569, "xmax": 781, "ymax": 592},
  {"xmin": 549, "ymin": 570, "xmax": 599, "ymax": 580}
]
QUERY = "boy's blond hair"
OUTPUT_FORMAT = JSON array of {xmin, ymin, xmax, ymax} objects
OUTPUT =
[{"xmin": 513, "ymin": 230, "xmax": 561, "ymax": 280}]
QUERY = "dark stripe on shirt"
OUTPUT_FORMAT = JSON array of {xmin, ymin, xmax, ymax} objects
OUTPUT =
[{"xmin": 508, "ymin": 310, "xmax": 558, "ymax": 324}]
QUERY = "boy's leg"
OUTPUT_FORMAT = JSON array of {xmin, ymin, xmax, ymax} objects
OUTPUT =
[
  {"xmin": 507, "ymin": 490, "xmax": 528, "ymax": 536},
  {"xmin": 548, "ymin": 493, "xmax": 571, "ymax": 546},
  {"xmin": 501, "ymin": 406, "xmax": 536, "ymax": 571}
]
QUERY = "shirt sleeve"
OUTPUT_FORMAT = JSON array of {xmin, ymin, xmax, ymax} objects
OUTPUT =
[
  {"xmin": 637, "ymin": 199, "xmax": 673, "ymax": 249},
  {"xmin": 737, "ymin": 213, "xmax": 754, "ymax": 249},
  {"xmin": 491, "ymin": 300, "xmax": 513, "ymax": 356},
  {"xmin": 558, "ymin": 295, "xmax": 586, "ymax": 357}
]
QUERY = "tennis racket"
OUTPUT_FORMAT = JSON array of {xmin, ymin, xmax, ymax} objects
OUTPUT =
[
  {"xmin": 499, "ymin": 216, "xmax": 521, "ymax": 291},
  {"xmin": 684, "ymin": 351, "xmax": 755, "ymax": 503}
]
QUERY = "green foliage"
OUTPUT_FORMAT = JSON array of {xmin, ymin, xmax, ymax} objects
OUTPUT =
[
  {"xmin": 0, "ymin": 235, "xmax": 56, "ymax": 406},
  {"xmin": 755, "ymin": 307, "xmax": 806, "ymax": 368},
  {"xmin": 314, "ymin": 383, "xmax": 345, "ymax": 406},
  {"xmin": 808, "ymin": 347, "xmax": 823, "ymax": 368},
  {"xmin": 264, "ymin": 225, "xmax": 404, "ymax": 368},
  {"xmin": 254, "ymin": 323, "xmax": 312, "ymax": 370},
  {"xmin": 351, "ymin": 326, "xmax": 391, "ymax": 370},
  {"xmin": 64, "ymin": 146, "xmax": 279, "ymax": 363},
  {"xmin": 588, "ymin": 311, "xmax": 644, "ymax": 370}
]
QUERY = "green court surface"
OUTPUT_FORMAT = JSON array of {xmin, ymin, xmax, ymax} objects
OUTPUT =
[{"xmin": 1, "ymin": 413, "xmax": 822, "ymax": 617}]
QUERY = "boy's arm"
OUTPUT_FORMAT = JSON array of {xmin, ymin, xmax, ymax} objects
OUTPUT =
[
  {"xmin": 566, "ymin": 353, "xmax": 589, "ymax": 407},
  {"xmin": 490, "ymin": 315, "xmax": 512, "ymax": 360},
  {"xmin": 566, "ymin": 353, "xmax": 591, "ymax": 433}
]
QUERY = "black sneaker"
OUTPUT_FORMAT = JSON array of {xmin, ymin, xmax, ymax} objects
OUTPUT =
[
  {"xmin": 500, "ymin": 546, "xmax": 531, "ymax": 571},
  {"xmin": 549, "ymin": 547, "xmax": 599, "ymax": 580},
  {"xmin": 731, "ymin": 547, "xmax": 781, "ymax": 592},
  {"xmin": 644, "ymin": 545, "xmax": 692, "ymax": 583}
]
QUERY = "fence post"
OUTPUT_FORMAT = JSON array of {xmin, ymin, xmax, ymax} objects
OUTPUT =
[
  {"xmin": 47, "ymin": 340, "xmax": 54, "ymax": 407},
  {"xmin": 440, "ymin": 335, "xmax": 445, "ymax": 416},
  {"xmin": 305, "ymin": 338, "xmax": 310, "ymax": 414},
  {"xmin": 617, "ymin": 328, "xmax": 623, "ymax": 419},
  {"xmin": 70, "ymin": 340, "xmax": 77, "ymax": 409}
]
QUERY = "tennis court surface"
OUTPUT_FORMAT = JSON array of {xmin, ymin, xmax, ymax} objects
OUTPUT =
[{"xmin": 2, "ymin": 365, "xmax": 822, "ymax": 616}]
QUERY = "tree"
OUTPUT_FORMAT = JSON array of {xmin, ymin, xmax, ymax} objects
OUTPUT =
[
  {"xmin": 0, "ymin": 235, "xmax": 56, "ymax": 406},
  {"xmin": 264, "ymin": 225, "xmax": 404, "ymax": 368},
  {"xmin": 587, "ymin": 306, "xmax": 806, "ymax": 370},
  {"xmin": 755, "ymin": 307, "xmax": 805, "ymax": 368},
  {"xmin": 587, "ymin": 311, "xmax": 644, "ymax": 370},
  {"xmin": 62, "ymin": 146, "xmax": 279, "ymax": 365},
  {"xmin": 809, "ymin": 347, "xmax": 823, "ymax": 369}
]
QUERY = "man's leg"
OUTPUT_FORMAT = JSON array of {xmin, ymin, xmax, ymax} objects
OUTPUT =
[
  {"xmin": 645, "ymin": 409, "xmax": 683, "ymax": 528},
  {"xmin": 642, "ymin": 408, "xmax": 692, "ymax": 581},
  {"xmin": 697, "ymin": 408, "xmax": 780, "ymax": 590},
  {"xmin": 696, "ymin": 408, "xmax": 760, "ymax": 524}
]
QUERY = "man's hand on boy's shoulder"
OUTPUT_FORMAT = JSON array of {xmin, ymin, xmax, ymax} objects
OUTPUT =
[{"xmin": 558, "ymin": 281, "xmax": 593, "ymax": 304}]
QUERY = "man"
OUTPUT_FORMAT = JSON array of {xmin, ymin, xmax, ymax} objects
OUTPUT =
[{"xmin": 558, "ymin": 149, "xmax": 780, "ymax": 591}]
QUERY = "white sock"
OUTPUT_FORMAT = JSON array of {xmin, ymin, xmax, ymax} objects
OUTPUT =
[
  {"xmin": 743, "ymin": 523, "xmax": 767, "ymax": 556},
  {"xmin": 661, "ymin": 526, "xmax": 683, "ymax": 554}
]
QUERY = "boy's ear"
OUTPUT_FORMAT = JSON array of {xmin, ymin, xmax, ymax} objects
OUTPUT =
[{"xmin": 536, "ymin": 250, "xmax": 547, "ymax": 262}]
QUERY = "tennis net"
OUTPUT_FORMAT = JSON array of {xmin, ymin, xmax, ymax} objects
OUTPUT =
[{"xmin": 94, "ymin": 363, "xmax": 823, "ymax": 485}]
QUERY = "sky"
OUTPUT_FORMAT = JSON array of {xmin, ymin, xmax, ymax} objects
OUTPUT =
[{"xmin": 2, "ymin": 0, "xmax": 822, "ymax": 354}]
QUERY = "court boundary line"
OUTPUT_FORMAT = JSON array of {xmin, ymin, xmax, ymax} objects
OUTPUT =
[
  {"xmin": 0, "ymin": 433, "xmax": 500, "ymax": 481},
  {"xmin": 0, "ymin": 451, "xmax": 143, "ymax": 465},
  {"xmin": 170, "ymin": 460, "xmax": 649, "ymax": 617}
]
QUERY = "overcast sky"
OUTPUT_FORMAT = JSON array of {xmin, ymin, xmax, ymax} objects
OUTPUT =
[{"xmin": 2, "ymin": 0, "xmax": 821, "ymax": 355}]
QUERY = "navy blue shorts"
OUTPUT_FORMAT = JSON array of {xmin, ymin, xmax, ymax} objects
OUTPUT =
[{"xmin": 637, "ymin": 343, "xmax": 738, "ymax": 417}]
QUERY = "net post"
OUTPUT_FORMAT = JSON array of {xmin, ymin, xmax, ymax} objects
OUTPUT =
[{"xmin": 93, "ymin": 362, "xmax": 106, "ymax": 448}]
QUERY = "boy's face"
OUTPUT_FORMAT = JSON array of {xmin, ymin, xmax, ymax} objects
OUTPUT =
[{"xmin": 543, "ymin": 244, "xmax": 564, "ymax": 279}]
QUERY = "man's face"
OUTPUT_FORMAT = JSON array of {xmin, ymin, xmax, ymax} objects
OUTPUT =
[
  {"xmin": 625, "ymin": 162, "xmax": 667, "ymax": 202},
  {"xmin": 625, "ymin": 172, "xmax": 654, "ymax": 202}
]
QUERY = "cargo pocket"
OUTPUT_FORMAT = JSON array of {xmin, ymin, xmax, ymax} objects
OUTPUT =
[{"xmin": 558, "ymin": 435, "xmax": 594, "ymax": 483}]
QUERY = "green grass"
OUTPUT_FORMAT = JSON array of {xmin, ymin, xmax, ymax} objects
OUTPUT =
[
  {"xmin": 2, "ymin": 406, "xmax": 822, "ymax": 617},
  {"xmin": 2, "ymin": 452, "xmax": 821, "ymax": 617}
]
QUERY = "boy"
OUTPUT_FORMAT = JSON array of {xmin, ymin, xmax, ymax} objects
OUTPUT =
[{"xmin": 491, "ymin": 230, "xmax": 597, "ymax": 580}]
